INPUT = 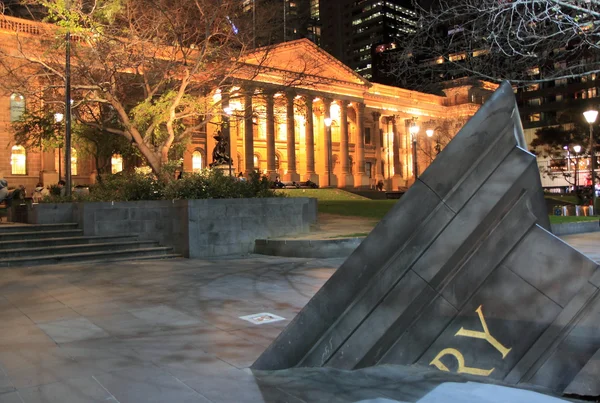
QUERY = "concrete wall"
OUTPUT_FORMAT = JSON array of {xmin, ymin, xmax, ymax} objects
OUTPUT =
[
  {"xmin": 551, "ymin": 220, "xmax": 600, "ymax": 236},
  {"xmin": 28, "ymin": 198, "xmax": 317, "ymax": 258},
  {"xmin": 27, "ymin": 203, "xmax": 75, "ymax": 225}
]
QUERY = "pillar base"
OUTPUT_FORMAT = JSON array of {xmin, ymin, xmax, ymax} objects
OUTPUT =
[
  {"xmin": 283, "ymin": 172, "xmax": 300, "ymax": 182},
  {"xmin": 339, "ymin": 173, "xmax": 355, "ymax": 188},
  {"xmin": 305, "ymin": 173, "xmax": 319, "ymax": 184},
  {"xmin": 353, "ymin": 174, "xmax": 371, "ymax": 189},
  {"xmin": 89, "ymin": 171, "xmax": 98, "ymax": 185},
  {"xmin": 268, "ymin": 171, "xmax": 279, "ymax": 181},
  {"xmin": 392, "ymin": 175, "xmax": 406, "ymax": 190},
  {"xmin": 40, "ymin": 170, "xmax": 58, "ymax": 186},
  {"xmin": 320, "ymin": 173, "xmax": 338, "ymax": 188}
]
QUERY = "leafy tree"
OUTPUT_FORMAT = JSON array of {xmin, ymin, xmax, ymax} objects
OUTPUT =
[
  {"xmin": 0, "ymin": 0, "xmax": 283, "ymax": 177},
  {"xmin": 11, "ymin": 108, "xmax": 137, "ymax": 179}
]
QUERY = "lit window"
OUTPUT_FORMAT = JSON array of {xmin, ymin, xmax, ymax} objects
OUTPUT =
[
  {"xmin": 528, "ymin": 98, "xmax": 542, "ymax": 106},
  {"xmin": 527, "ymin": 67, "xmax": 540, "ymax": 76},
  {"xmin": 555, "ymin": 78, "xmax": 567, "ymax": 86},
  {"xmin": 111, "ymin": 154, "xmax": 123, "ymax": 174},
  {"xmin": 529, "ymin": 113, "xmax": 541, "ymax": 122},
  {"xmin": 192, "ymin": 151, "xmax": 203, "ymax": 172},
  {"xmin": 449, "ymin": 52, "xmax": 466, "ymax": 62},
  {"xmin": 253, "ymin": 154, "xmax": 260, "ymax": 169},
  {"xmin": 71, "ymin": 148, "xmax": 78, "ymax": 176},
  {"xmin": 10, "ymin": 93, "xmax": 25, "ymax": 122},
  {"xmin": 10, "ymin": 145, "xmax": 26, "ymax": 175}
]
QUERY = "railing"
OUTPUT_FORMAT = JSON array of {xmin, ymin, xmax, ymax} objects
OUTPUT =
[{"xmin": 0, "ymin": 15, "xmax": 47, "ymax": 36}]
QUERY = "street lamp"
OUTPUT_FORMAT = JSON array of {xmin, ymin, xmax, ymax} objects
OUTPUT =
[
  {"xmin": 409, "ymin": 121, "xmax": 420, "ymax": 181},
  {"xmin": 324, "ymin": 117, "xmax": 332, "ymax": 187},
  {"xmin": 574, "ymin": 144, "xmax": 582, "ymax": 196},
  {"xmin": 584, "ymin": 109, "xmax": 598, "ymax": 214}
]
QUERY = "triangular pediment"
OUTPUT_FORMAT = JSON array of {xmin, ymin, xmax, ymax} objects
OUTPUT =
[{"xmin": 239, "ymin": 39, "xmax": 370, "ymax": 88}]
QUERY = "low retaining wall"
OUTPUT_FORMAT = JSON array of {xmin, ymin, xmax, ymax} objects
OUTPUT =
[
  {"xmin": 254, "ymin": 238, "xmax": 364, "ymax": 258},
  {"xmin": 27, "ymin": 198, "xmax": 317, "ymax": 258},
  {"xmin": 551, "ymin": 220, "xmax": 600, "ymax": 236}
]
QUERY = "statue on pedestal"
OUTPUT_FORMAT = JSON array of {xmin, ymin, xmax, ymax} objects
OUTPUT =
[{"xmin": 210, "ymin": 130, "xmax": 232, "ymax": 168}]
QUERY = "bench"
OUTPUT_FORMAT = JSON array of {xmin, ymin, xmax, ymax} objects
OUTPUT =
[
  {"xmin": 385, "ymin": 191, "xmax": 404, "ymax": 199},
  {"xmin": 279, "ymin": 181, "xmax": 319, "ymax": 189}
]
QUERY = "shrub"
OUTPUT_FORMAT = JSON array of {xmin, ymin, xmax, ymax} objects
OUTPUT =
[{"xmin": 40, "ymin": 169, "xmax": 281, "ymax": 202}]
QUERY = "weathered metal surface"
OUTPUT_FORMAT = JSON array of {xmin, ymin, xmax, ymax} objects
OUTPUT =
[{"xmin": 252, "ymin": 82, "xmax": 600, "ymax": 398}]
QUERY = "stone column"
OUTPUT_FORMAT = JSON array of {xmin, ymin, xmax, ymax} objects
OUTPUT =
[
  {"xmin": 40, "ymin": 150, "xmax": 58, "ymax": 185},
  {"xmin": 392, "ymin": 116, "xmax": 404, "ymax": 190},
  {"xmin": 322, "ymin": 98, "xmax": 337, "ymax": 187},
  {"xmin": 284, "ymin": 92, "xmax": 300, "ymax": 181},
  {"xmin": 339, "ymin": 100, "xmax": 354, "ymax": 188},
  {"xmin": 305, "ymin": 96, "xmax": 318, "ymax": 183},
  {"xmin": 373, "ymin": 112, "xmax": 383, "ymax": 183},
  {"xmin": 354, "ymin": 102, "xmax": 369, "ymax": 188},
  {"xmin": 265, "ymin": 91, "xmax": 277, "ymax": 180},
  {"xmin": 244, "ymin": 88, "xmax": 254, "ymax": 176}
]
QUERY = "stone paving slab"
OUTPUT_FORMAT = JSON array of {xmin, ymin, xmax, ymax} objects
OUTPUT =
[{"xmin": 0, "ymin": 251, "xmax": 591, "ymax": 402}]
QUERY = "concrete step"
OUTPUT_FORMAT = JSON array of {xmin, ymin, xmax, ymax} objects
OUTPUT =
[
  {"xmin": 64, "ymin": 253, "xmax": 183, "ymax": 266},
  {"xmin": 0, "ymin": 241, "xmax": 160, "ymax": 258},
  {"xmin": 0, "ymin": 223, "xmax": 79, "ymax": 233},
  {"xmin": 0, "ymin": 229, "xmax": 83, "ymax": 241},
  {"xmin": 0, "ymin": 247, "xmax": 174, "ymax": 267},
  {"xmin": 0, "ymin": 234, "xmax": 140, "ymax": 250}
]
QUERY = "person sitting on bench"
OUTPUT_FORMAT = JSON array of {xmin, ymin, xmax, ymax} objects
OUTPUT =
[{"xmin": 0, "ymin": 179, "xmax": 8, "ymax": 203}]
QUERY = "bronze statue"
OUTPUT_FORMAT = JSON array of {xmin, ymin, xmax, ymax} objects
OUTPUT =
[{"xmin": 210, "ymin": 130, "xmax": 232, "ymax": 167}]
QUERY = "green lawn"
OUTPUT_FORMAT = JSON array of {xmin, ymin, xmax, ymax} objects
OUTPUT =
[
  {"xmin": 278, "ymin": 189, "xmax": 368, "ymax": 200},
  {"xmin": 281, "ymin": 189, "xmax": 600, "ymax": 223},
  {"xmin": 545, "ymin": 195, "xmax": 579, "ymax": 205},
  {"xmin": 549, "ymin": 215, "xmax": 599, "ymax": 224},
  {"xmin": 318, "ymin": 200, "xmax": 398, "ymax": 219}
]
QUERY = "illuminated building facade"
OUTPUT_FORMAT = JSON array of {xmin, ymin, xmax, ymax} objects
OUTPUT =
[{"xmin": 0, "ymin": 15, "xmax": 487, "ymax": 191}]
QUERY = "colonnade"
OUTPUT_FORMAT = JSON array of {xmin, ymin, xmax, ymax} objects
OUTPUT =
[{"xmin": 211, "ymin": 85, "xmax": 424, "ymax": 189}]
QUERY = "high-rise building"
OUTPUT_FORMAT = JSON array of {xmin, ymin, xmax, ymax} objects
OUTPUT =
[
  {"xmin": 321, "ymin": 0, "xmax": 417, "ymax": 81},
  {"xmin": 243, "ymin": 0, "xmax": 320, "ymax": 47}
]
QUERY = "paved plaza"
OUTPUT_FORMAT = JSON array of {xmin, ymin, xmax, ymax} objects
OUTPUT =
[{"xmin": 0, "ymin": 231, "xmax": 597, "ymax": 402}]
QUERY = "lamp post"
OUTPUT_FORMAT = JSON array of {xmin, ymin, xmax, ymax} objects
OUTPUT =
[
  {"xmin": 324, "ymin": 117, "xmax": 332, "ymax": 187},
  {"xmin": 64, "ymin": 0, "xmax": 72, "ymax": 196},
  {"xmin": 584, "ymin": 109, "xmax": 598, "ymax": 215},
  {"xmin": 409, "ymin": 121, "xmax": 420, "ymax": 181},
  {"xmin": 574, "ymin": 144, "xmax": 582, "ymax": 196}
]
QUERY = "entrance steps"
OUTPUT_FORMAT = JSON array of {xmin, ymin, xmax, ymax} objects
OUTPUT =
[{"xmin": 0, "ymin": 223, "xmax": 179, "ymax": 267}]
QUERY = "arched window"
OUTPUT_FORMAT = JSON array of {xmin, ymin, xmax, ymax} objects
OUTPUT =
[
  {"xmin": 253, "ymin": 154, "xmax": 260, "ymax": 169},
  {"xmin": 192, "ymin": 150, "xmax": 203, "ymax": 173},
  {"xmin": 11, "ymin": 145, "xmax": 26, "ymax": 175},
  {"xmin": 275, "ymin": 154, "xmax": 280, "ymax": 171},
  {"xmin": 10, "ymin": 93, "xmax": 25, "ymax": 122},
  {"xmin": 111, "ymin": 154, "xmax": 123, "ymax": 174},
  {"xmin": 71, "ymin": 148, "xmax": 78, "ymax": 176}
]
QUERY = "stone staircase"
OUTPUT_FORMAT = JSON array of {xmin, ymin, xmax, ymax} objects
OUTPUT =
[{"xmin": 0, "ymin": 223, "xmax": 179, "ymax": 267}]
